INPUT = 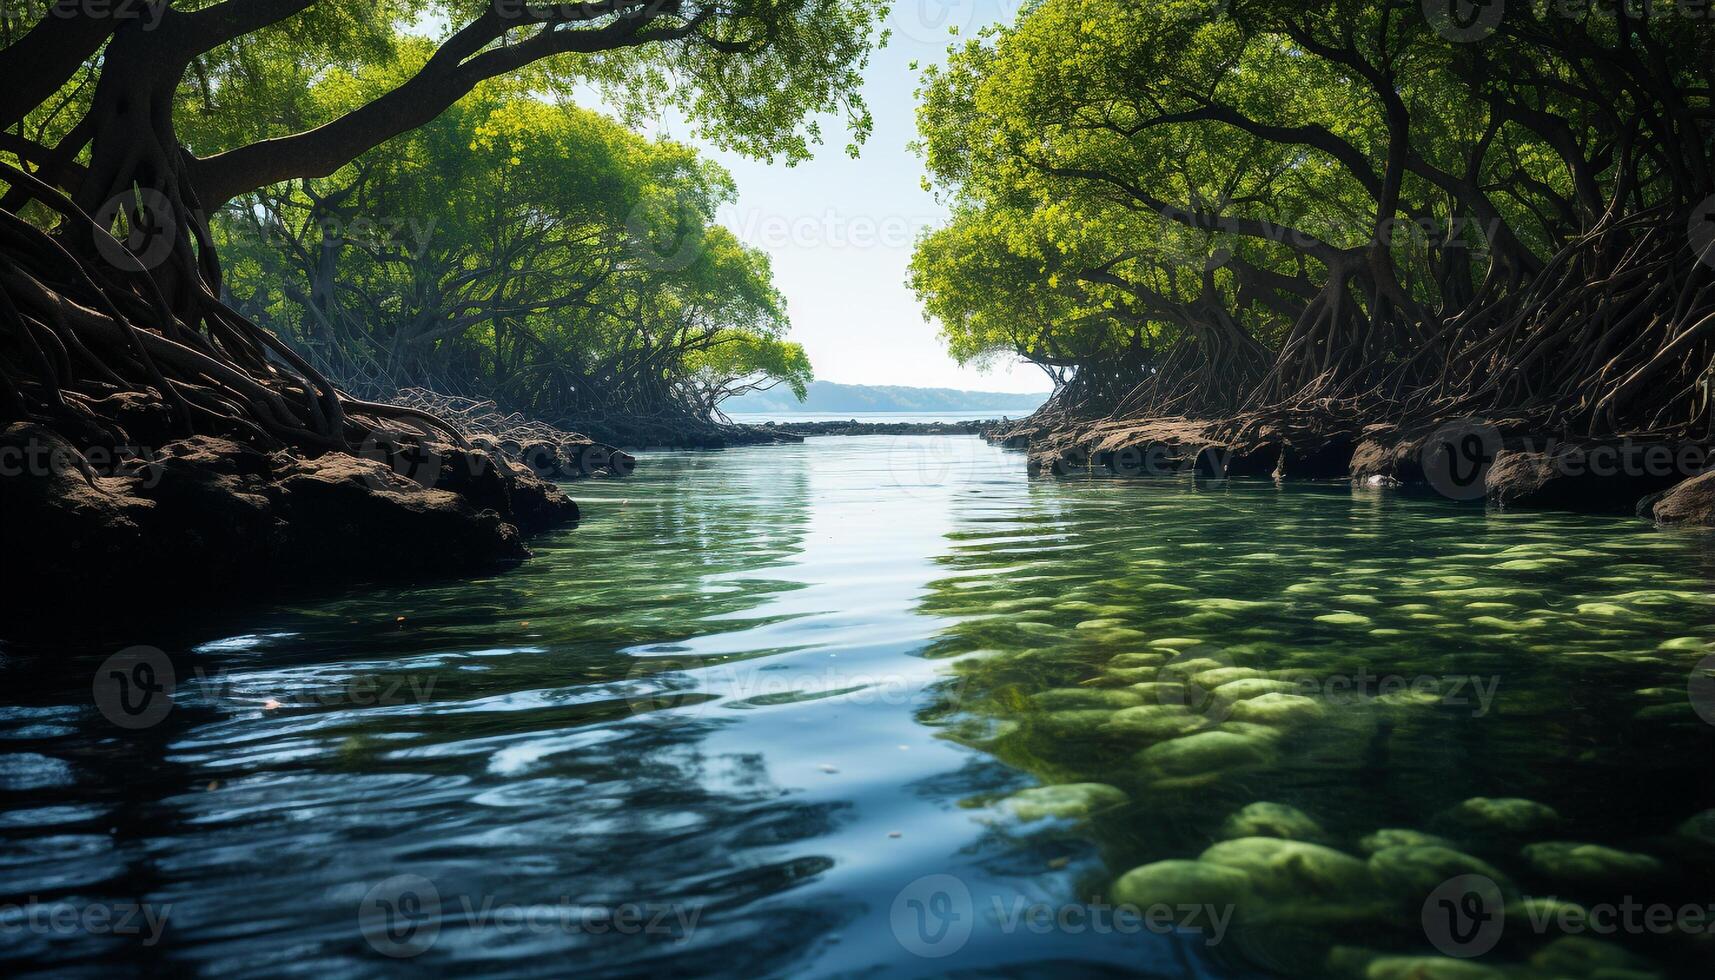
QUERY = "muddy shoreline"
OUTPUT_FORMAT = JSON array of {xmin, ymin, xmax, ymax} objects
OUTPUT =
[{"xmin": 983, "ymin": 411, "xmax": 1715, "ymax": 527}]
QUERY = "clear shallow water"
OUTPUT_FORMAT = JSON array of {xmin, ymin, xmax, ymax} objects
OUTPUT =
[
  {"xmin": 726, "ymin": 411, "xmax": 1028, "ymax": 423},
  {"xmin": 3, "ymin": 435, "xmax": 1715, "ymax": 978}
]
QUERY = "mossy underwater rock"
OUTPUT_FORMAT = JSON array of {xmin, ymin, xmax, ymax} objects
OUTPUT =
[
  {"xmin": 1110, "ymin": 859, "xmax": 1252, "ymax": 910},
  {"xmin": 1358, "ymin": 829, "xmax": 1457, "ymax": 854},
  {"xmin": 1198, "ymin": 837, "xmax": 1372, "ymax": 897},
  {"xmin": 1439, "ymin": 797, "xmax": 1561, "ymax": 835},
  {"xmin": 1109, "ymin": 651, "xmax": 1170, "ymax": 669},
  {"xmin": 1218, "ymin": 802, "xmax": 1325, "ymax": 842},
  {"xmin": 1002, "ymin": 782, "xmax": 1128, "ymax": 822},
  {"xmin": 1529, "ymin": 935, "xmax": 1657, "ymax": 977},
  {"xmin": 1136, "ymin": 730, "xmax": 1276, "ymax": 781},
  {"xmin": 1366, "ymin": 846, "xmax": 1508, "ymax": 901},
  {"xmin": 1036, "ymin": 709, "xmax": 1120, "ymax": 735},
  {"xmin": 1105, "ymin": 703, "xmax": 1207, "ymax": 738},
  {"xmin": 1030, "ymin": 688, "xmax": 1145, "ymax": 711},
  {"xmin": 1227, "ymin": 692, "xmax": 1325, "ymax": 726},
  {"xmin": 1519, "ymin": 842, "xmax": 1663, "ymax": 882},
  {"xmin": 1331, "ymin": 951, "xmax": 1504, "ymax": 980},
  {"xmin": 1678, "ymin": 809, "xmax": 1715, "ymax": 847}
]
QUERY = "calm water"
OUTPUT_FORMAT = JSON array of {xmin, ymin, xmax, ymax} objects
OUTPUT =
[
  {"xmin": 4, "ymin": 436, "xmax": 1714, "ymax": 978},
  {"xmin": 726, "ymin": 411, "xmax": 1028, "ymax": 423}
]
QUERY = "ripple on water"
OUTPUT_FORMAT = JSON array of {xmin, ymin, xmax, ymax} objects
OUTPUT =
[{"xmin": 3, "ymin": 439, "xmax": 1714, "ymax": 977}]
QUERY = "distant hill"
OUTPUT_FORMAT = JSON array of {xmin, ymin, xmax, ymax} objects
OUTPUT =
[{"xmin": 724, "ymin": 381, "xmax": 1049, "ymax": 415}]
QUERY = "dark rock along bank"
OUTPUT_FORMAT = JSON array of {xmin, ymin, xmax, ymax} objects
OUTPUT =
[
  {"xmin": 984, "ymin": 413, "xmax": 1715, "ymax": 527},
  {"xmin": 0, "ymin": 422, "xmax": 620, "ymax": 628}
]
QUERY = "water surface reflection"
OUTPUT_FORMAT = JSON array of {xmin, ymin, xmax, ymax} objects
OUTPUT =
[{"xmin": 3, "ymin": 436, "xmax": 1712, "ymax": 977}]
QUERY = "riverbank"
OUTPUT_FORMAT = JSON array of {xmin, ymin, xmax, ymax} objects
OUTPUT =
[
  {"xmin": 0, "ymin": 423, "xmax": 609, "ymax": 633},
  {"xmin": 763, "ymin": 418, "xmax": 1000, "ymax": 436},
  {"xmin": 987, "ymin": 410, "xmax": 1715, "ymax": 527},
  {"xmin": 0, "ymin": 384, "xmax": 644, "ymax": 634}
]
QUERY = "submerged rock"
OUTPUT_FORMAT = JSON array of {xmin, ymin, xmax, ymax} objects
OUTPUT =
[
  {"xmin": 1520, "ymin": 842, "xmax": 1663, "ymax": 882},
  {"xmin": 1227, "ymin": 692, "xmax": 1325, "ymax": 726},
  {"xmin": 1218, "ymin": 802, "xmax": 1325, "ymax": 841},
  {"xmin": 1529, "ymin": 936, "xmax": 1655, "ymax": 977},
  {"xmin": 1678, "ymin": 809, "xmax": 1715, "ymax": 846},
  {"xmin": 1136, "ymin": 730, "xmax": 1276, "ymax": 779},
  {"xmin": 1367, "ymin": 845, "xmax": 1507, "ymax": 900},
  {"xmin": 1110, "ymin": 860, "xmax": 1252, "ymax": 909},
  {"xmin": 1348, "ymin": 955, "xmax": 1504, "ymax": 980},
  {"xmin": 1105, "ymin": 704, "xmax": 1207, "ymax": 738},
  {"xmin": 1002, "ymin": 782, "xmax": 1128, "ymax": 822},
  {"xmin": 1211, "ymin": 677, "xmax": 1301, "ymax": 702},
  {"xmin": 1440, "ymin": 796, "xmax": 1561, "ymax": 835},
  {"xmin": 1036, "ymin": 709, "xmax": 1119, "ymax": 735},
  {"xmin": 1191, "ymin": 666, "xmax": 1265, "ymax": 688},
  {"xmin": 1109, "ymin": 652, "xmax": 1170, "ymax": 669},
  {"xmin": 1198, "ymin": 837, "xmax": 1371, "ymax": 897},
  {"xmin": 1030, "ymin": 688, "xmax": 1144, "ymax": 711},
  {"xmin": 1357, "ymin": 829, "xmax": 1456, "ymax": 854}
]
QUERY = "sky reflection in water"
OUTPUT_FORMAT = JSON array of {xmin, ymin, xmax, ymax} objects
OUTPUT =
[{"xmin": 3, "ymin": 435, "xmax": 1714, "ymax": 978}]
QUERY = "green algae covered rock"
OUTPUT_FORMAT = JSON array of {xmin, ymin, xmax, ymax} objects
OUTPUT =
[
  {"xmin": 1520, "ymin": 842, "xmax": 1663, "ymax": 882},
  {"xmin": 1356, "ymin": 956, "xmax": 1504, "ymax": 980},
  {"xmin": 1316, "ymin": 612, "xmax": 1374, "ymax": 627},
  {"xmin": 1529, "ymin": 935, "xmax": 1656, "ymax": 977},
  {"xmin": 1105, "ymin": 703, "xmax": 1207, "ymax": 739},
  {"xmin": 1367, "ymin": 846, "xmax": 1507, "ymax": 900},
  {"xmin": 1190, "ymin": 666, "xmax": 1265, "ymax": 688},
  {"xmin": 1506, "ymin": 896, "xmax": 1590, "ymax": 932},
  {"xmin": 1137, "ymin": 731, "xmax": 1276, "ymax": 780},
  {"xmin": 1218, "ymin": 802, "xmax": 1325, "ymax": 841},
  {"xmin": 1108, "ymin": 651, "xmax": 1169, "ymax": 669},
  {"xmin": 1003, "ymin": 782, "xmax": 1129, "ymax": 822},
  {"xmin": 1441, "ymin": 796, "xmax": 1561, "ymax": 834},
  {"xmin": 1227, "ymin": 692, "xmax": 1325, "ymax": 726},
  {"xmin": 1358, "ymin": 829, "xmax": 1456, "ymax": 854},
  {"xmin": 1030, "ymin": 688, "xmax": 1144, "ymax": 711},
  {"xmin": 1677, "ymin": 809, "xmax": 1715, "ymax": 846},
  {"xmin": 1109, "ymin": 859, "xmax": 1252, "ymax": 909},
  {"xmin": 1037, "ymin": 709, "xmax": 1121, "ymax": 734},
  {"xmin": 1212, "ymin": 678, "xmax": 1301, "ymax": 701},
  {"xmin": 1198, "ymin": 837, "xmax": 1371, "ymax": 897},
  {"xmin": 1128, "ymin": 681, "xmax": 1188, "ymax": 701}
]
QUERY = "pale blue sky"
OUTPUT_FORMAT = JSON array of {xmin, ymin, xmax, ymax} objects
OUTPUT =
[{"xmin": 629, "ymin": 1, "xmax": 1047, "ymax": 393}]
